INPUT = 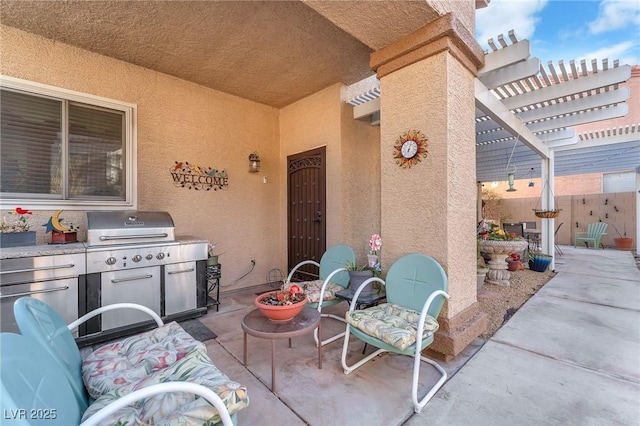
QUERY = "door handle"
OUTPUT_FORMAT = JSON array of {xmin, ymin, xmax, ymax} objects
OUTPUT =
[{"xmin": 313, "ymin": 211, "xmax": 322, "ymax": 223}]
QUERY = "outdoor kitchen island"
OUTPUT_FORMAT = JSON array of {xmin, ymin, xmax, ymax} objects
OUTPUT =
[{"xmin": 0, "ymin": 211, "xmax": 212, "ymax": 347}]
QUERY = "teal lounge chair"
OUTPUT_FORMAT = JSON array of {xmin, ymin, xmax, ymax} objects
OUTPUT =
[
  {"xmin": 0, "ymin": 333, "xmax": 234, "ymax": 426},
  {"xmin": 574, "ymin": 222, "xmax": 608, "ymax": 249},
  {"xmin": 341, "ymin": 253, "xmax": 450, "ymax": 413},
  {"xmin": 286, "ymin": 243, "xmax": 355, "ymax": 347}
]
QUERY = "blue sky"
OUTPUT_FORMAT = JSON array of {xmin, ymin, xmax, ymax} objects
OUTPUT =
[{"xmin": 476, "ymin": 0, "xmax": 640, "ymax": 66}]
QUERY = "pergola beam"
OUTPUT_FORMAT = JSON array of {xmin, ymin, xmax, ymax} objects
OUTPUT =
[{"xmin": 475, "ymin": 79, "xmax": 549, "ymax": 158}]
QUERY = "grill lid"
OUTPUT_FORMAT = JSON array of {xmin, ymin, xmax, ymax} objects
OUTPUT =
[{"xmin": 86, "ymin": 211, "xmax": 175, "ymax": 247}]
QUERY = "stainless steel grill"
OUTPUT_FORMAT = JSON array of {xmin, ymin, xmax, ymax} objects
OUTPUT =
[
  {"xmin": 86, "ymin": 211, "xmax": 175, "ymax": 248},
  {"xmin": 81, "ymin": 211, "xmax": 208, "ymax": 343}
]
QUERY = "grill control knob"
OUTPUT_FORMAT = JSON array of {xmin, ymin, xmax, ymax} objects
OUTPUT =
[
  {"xmin": 106, "ymin": 257, "xmax": 117, "ymax": 266},
  {"xmin": 146, "ymin": 254, "xmax": 153, "ymax": 260},
  {"xmin": 156, "ymin": 253, "xmax": 165, "ymax": 260},
  {"xmin": 132, "ymin": 255, "xmax": 142, "ymax": 263}
]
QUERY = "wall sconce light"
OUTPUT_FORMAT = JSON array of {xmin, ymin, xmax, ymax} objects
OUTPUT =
[
  {"xmin": 528, "ymin": 168, "xmax": 534, "ymax": 187},
  {"xmin": 506, "ymin": 172, "xmax": 517, "ymax": 192},
  {"xmin": 248, "ymin": 152, "xmax": 260, "ymax": 173}
]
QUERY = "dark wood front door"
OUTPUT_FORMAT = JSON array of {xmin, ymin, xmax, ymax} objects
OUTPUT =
[{"xmin": 287, "ymin": 147, "xmax": 326, "ymax": 280}]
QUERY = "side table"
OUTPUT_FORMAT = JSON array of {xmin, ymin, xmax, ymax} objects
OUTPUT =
[
  {"xmin": 335, "ymin": 289, "xmax": 386, "ymax": 310},
  {"xmin": 241, "ymin": 306, "xmax": 321, "ymax": 394}
]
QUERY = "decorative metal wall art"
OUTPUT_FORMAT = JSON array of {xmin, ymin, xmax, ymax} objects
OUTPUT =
[
  {"xmin": 392, "ymin": 129, "xmax": 428, "ymax": 168},
  {"xmin": 170, "ymin": 161, "xmax": 229, "ymax": 191}
]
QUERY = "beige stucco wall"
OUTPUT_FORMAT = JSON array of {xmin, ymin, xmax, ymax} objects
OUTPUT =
[
  {"xmin": 380, "ymin": 52, "xmax": 478, "ymax": 317},
  {"xmin": 340, "ymin": 96, "xmax": 382, "ymax": 262},
  {"xmin": 279, "ymin": 84, "xmax": 382, "ymax": 264},
  {"xmin": 279, "ymin": 84, "xmax": 344, "ymax": 253},
  {"xmin": 1, "ymin": 25, "xmax": 282, "ymax": 290}
]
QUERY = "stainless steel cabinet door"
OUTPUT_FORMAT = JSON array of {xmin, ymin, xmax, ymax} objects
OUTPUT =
[
  {"xmin": 0, "ymin": 277, "xmax": 79, "ymax": 333},
  {"xmin": 101, "ymin": 266, "xmax": 160, "ymax": 330},
  {"xmin": 164, "ymin": 261, "xmax": 197, "ymax": 316}
]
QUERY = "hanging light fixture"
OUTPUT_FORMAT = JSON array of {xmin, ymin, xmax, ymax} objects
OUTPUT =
[
  {"xmin": 528, "ymin": 168, "xmax": 535, "ymax": 187},
  {"xmin": 505, "ymin": 118, "xmax": 523, "ymax": 193},
  {"xmin": 506, "ymin": 165, "xmax": 517, "ymax": 192}
]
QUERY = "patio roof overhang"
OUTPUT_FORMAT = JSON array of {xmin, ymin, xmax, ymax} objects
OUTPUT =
[{"xmin": 343, "ymin": 32, "xmax": 638, "ymax": 183}]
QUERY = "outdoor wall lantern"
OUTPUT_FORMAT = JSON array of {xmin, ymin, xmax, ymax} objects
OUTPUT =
[
  {"xmin": 528, "ymin": 168, "xmax": 535, "ymax": 187},
  {"xmin": 248, "ymin": 152, "xmax": 260, "ymax": 173}
]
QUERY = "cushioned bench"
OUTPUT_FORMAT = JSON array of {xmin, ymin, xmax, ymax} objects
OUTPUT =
[{"xmin": 6, "ymin": 297, "xmax": 248, "ymax": 426}]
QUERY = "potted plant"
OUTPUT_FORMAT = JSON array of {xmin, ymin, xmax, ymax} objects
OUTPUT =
[
  {"xmin": 611, "ymin": 224, "xmax": 634, "ymax": 251},
  {"xmin": 507, "ymin": 253, "xmax": 522, "ymax": 272},
  {"xmin": 477, "ymin": 221, "xmax": 528, "ymax": 286},
  {"xmin": 526, "ymin": 250, "xmax": 553, "ymax": 272},
  {"xmin": 255, "ymin": 284, "xmax": 307, "ymax": 322},
  {"xmin": 367, "ymin": 233, "xmax": 382, "ymax": 267},
  {"xmin": 0, "ymin": 207, "xmax": 36, "ymax": 248},
  {"xmin": 345, "ymin": 260, "xmax": 377, "ymax": 297}
]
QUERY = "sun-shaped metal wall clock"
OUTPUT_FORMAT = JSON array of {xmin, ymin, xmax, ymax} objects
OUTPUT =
[{"xmin": 392, "ymin": 129, "xmax": 428, "ymax": 168}]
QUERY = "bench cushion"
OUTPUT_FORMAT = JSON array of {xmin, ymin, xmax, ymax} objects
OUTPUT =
[
  {"xmin": 83, "ymin": 321, "xmax": 206, "ymax": 399},
  {"xmin": 345, "ymin": 303, "xmax": 439, "ymax": 351},
  {"xmin": 81, "ymin": 349, "xmax": 249, "ymax": 426},
  {"xmin": 294, "ymin": 279, "xmax": 345, "ymax": 303}
]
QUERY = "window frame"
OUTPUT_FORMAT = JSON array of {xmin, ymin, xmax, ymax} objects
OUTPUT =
[{"xmin": 1, "ymin": 75, "xmax": 137, "ymax": 210}]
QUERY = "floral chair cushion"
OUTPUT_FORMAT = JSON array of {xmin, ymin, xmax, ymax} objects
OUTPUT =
[
  {"xmin": 289, "ymin": 279, "xmax": 345, "ymax": 303},
  {"xmin": 82, "ymin": 321, "xmax": 207, "ymax": 399},
  {"xmin": 81, "ymin": 350, "xmax": 249, "ymax": 426},
  {"xmin": 345, "ymin": 303, "xmax": 440, "ymax": 351}
]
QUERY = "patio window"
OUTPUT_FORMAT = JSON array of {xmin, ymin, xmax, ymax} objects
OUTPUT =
[{"xmin": 0, "ymin": 76, "xmax": 136, "ymax": 208}]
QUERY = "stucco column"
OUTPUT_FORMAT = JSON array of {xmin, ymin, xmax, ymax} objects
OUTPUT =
[{"xmin": 372, "ymin": 13, "xmax": 487, "ymax": 360}]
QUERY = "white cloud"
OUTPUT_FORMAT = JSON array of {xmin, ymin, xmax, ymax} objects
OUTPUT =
[
  {"xmin": 588, "ymin": 0, "xmax": 640, "ymax": 34},
  {"xmin": 578, "ymin": 41, "xmax": 640, "ymax": 65},
  {"xmin": 476, "ymin": 0, "xmax": 548, "ymax": 48}
]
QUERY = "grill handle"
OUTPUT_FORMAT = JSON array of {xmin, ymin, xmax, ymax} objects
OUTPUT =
[
  {"xmin": 0, "ymin": 263, "xmax": 76, "ymax": 275},
  {"xmin": 99, "ymin": 233, "xmax": 168, "ymax": 241},
  {"xmin": 0, "ymin": 286, "xmax": 69, "ymax": 300},
  {"xmin": 111, "ymin": 274, "xmax": 153, "ymax": 284},
  {"xmin": 168, "ymin": 267, "xmax": 195, "ymax": 275}
]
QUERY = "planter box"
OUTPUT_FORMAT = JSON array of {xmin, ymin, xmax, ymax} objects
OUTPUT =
[
  {"xmin": 52, "ymin": 231, "xmax": 77, "ymax": 244},
  {"xmin": 0, "ymin": 231, "xmax": 36, "ymax": 248}
]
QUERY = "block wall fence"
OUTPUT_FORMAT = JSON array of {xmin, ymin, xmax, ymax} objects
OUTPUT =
[{"xmin": 496, "ymin": 191, "xmax": 636, "ymax": 249}]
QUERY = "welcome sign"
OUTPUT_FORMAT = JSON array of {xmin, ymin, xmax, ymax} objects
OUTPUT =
[{"xmin": 170, "ymin": 161, "xmax": 229, "ymax": 191}]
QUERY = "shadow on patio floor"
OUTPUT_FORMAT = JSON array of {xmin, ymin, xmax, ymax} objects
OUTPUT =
[{"xmin": 196, "ymin": 284, "xmax": 483, "ymax": 426}]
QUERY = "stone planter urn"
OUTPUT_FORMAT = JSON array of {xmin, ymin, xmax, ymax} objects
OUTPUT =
[{"xmin": 478, "ymin": 239, "xmax": 529, "ymax": 287}]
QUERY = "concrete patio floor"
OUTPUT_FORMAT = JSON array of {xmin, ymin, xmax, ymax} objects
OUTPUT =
[{"xmin": 198, "ymin": 246, "xmax": 640, "ymax": 426}]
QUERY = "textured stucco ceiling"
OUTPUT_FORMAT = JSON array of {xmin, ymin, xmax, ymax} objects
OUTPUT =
[{"xmin": 0, "ymin": 0, "xmax": 440, "ymax": 108}]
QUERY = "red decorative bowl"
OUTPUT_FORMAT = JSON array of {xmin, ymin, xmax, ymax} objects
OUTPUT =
[{"xmin": 255, "ymin": 291, "xmax": 307, "ymax": 322}]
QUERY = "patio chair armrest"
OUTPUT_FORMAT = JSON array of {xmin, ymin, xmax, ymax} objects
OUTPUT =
[
  {"xmin": 416, "ymin": 290, "xmax": 450, "ymax": 340},
  {"xmin": 574, "ymin": 232, "xmax": 588, "ymax": 237},
  {"xmin": 286, "ymin": 260, "xmax": 320, "ymax": 283},
  {"xmin": 80, "ymin": 382, "xmax": 233, "ymax": 426},
  {"xmin": 314, "ymin": 267, "xmax": 348, "ymax": 309},
  {"xmin": 348, "ymin": 277, "xmax": 385, "ymax": 310},
  {"xmin": 67, "ymin": 303, "xmax": 163, "ymax": 332}
]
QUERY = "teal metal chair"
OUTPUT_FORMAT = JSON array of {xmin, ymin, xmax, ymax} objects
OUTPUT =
[
  {"xmin": 340, "ymin": 253, "xmax": 450, "ymax": 413},
  {"xmin": 286, "ymin": 243, "xmax": 355, "ymax": 346},
  {"xmin": 0, "ymin": 333, "xmax": 234, "ymax": 426},
  {"xmin": 574, "ymin": 222, "xmax": 608, "ymax": 249}
]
